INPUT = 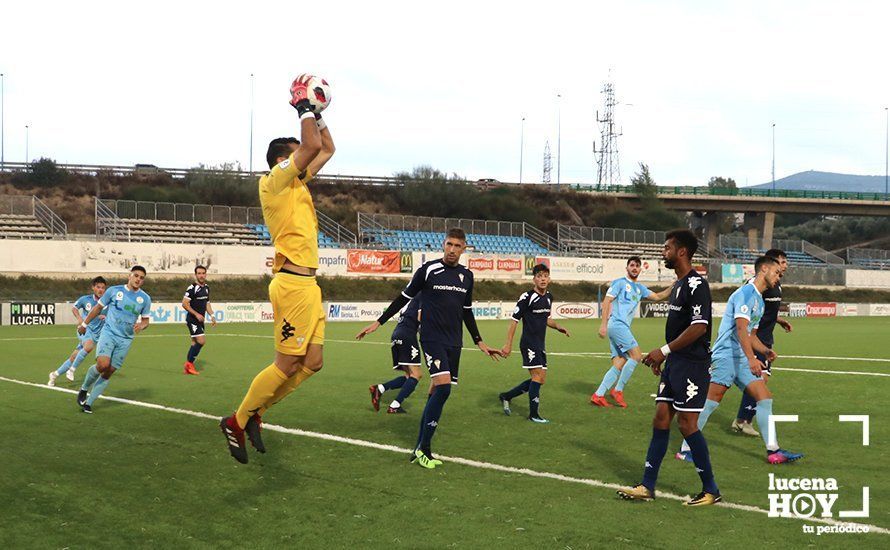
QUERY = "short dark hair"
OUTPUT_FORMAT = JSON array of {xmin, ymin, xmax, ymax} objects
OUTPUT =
[
  {"xmin": 131, "ymin": 265, "xmax": 147, "ymax": 275},
  {"xmin": 764, "ymin": 248, "xmax": 787, "ymax": 260},
  {"xmin": 195, "ymin": 265, "xmax": 207, "ymax": 274},
  {"xmin": 446, "ymin": 228, "xmax": 467, "ymax": 242},
  {"xmin": 666, "ymin": 229, "xmax": 698, "ymax": 259},
  {"xmin": 266, "ymin": 137, "xmax": 300, "ymax": 169},
  {"xmin": 755, "ymin": 255, "xmax": 779, "ymax": 272},
  {"xmin": 627, "ymin": 256, "xmax": 642, "ymax": 266},
  {"xmin": 91, "ymin": 276, "xmax": 107, "ymax": 286},
  {"xmin": 532, "ymin": 263, "xmax": 550, "ymax": 276}
]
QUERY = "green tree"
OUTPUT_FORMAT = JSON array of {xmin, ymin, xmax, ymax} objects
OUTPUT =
[{"xmin": 706, "ymin": 176, "xmax": 738, "ymax": 233}]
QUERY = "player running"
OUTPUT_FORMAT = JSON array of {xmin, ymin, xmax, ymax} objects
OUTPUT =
[
  {"xmin": 617, "ymin": 229, "xmax": 721, "ymax": 506},
  {"xmin": 182, "ymin": 265, "xmax": 216, "ymax": 375},
  {"xmin": 75, "ymin": 266, "xmax": 152, "ymax": 414},
  {"xmin": 368, "ymin": 295, "xmax": 423, "ymax": 414},
  {"xmin": 731, "ymin": 249, "xmax": 792, "ymax": 436},
  {"xmin": 498, "ymin": 263, "xmax": 570, "ymax": 423},
  {"xmin": 48, "ymin": 276, "xmax": 107, "ymax": 386},
  {"xmin": 591, "ymin": 257, "xmax": 672, "ymax": 407},
  {"xmin": 356, "ymin": 228, "xmax": 502, "ymax": 469},
  {"xmin": 219, "ymin": 74, "xmax": 336, "ymax": 464},
  {"xmin": 676, "ymin": 255, "xmax": 803, "ymax": 465}
]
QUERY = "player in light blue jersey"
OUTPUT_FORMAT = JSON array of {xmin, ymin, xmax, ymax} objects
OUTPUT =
[
  {"xmin": 48, "ymin": 277, "xmax": 107, "ymax": 386},
  {"xmin": 677, "ymin": 255, "xmax": 803, "ymax": 464},
  {"xmin": 75, "ymin": 266, "xmax": 152, "ymax": 414},
  {"xmin": 591, "ymin": 257, "xmax": 671, "ymax": 408}
]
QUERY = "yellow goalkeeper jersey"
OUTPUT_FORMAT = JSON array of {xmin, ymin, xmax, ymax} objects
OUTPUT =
[{"xmin": 259, "ymin": 152, "xmax": 318, "ymax": 272}]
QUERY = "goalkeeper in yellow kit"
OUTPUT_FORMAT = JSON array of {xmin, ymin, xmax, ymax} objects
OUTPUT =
[{"xmin": 220, "ymin": 74, "xmax": 335, "ymax": 464}]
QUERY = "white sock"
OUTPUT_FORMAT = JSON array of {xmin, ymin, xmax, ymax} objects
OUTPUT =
[
  {"xmin": 377, "ymin": 384, "xmax": 386, "ymax": 394},
  {"xmin": 389, "ymin": 400, "xmax": 400, "ymax": 408}
]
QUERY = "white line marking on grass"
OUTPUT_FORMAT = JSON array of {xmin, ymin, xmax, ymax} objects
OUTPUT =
[
  {"xmin": 1, "ymin": 375, "xmax": 887, "ymax": 536},
  {"xmin": 4, "ymin": 333, "xmax": 890, "ymax": 375}
]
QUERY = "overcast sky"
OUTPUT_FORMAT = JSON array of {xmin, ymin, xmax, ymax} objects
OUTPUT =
[{"xmin": 1, "ymin": 0, "xmax": 888, "ymax": 186}]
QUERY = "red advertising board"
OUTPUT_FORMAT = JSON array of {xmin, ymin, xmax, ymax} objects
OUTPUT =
[
  {"xmin": 805, "ymin": 302, "xmax": 837, "ymax": 317},
  {"xmin": 468, "ymin": 257, "xmax": 495, "ymax": 271},
  {"xmin": 347, "ymin": 249, "xmax": 401, "ymax": 274},
  {"xmin": 497, "ymin": 258, "xmax": 522, "ymax": 272}
]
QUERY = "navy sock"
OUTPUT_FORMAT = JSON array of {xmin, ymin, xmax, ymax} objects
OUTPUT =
[
  {"xmin": 737, "ymin": 391, "xmax": 757, "ymax": 422},
  {"xmin": 641, "ymin": 428, "xmax": 670, "ymax": 492},
  {"xmin": 502, "ymin": 379, "xmax": 531, "ymax": 400},
  {"xmin": 528, "ymin": 381, "xmax": 542, "ymax": 418},
  {"xmin": 382, "ymin": 376, "xmax": 407, "ymax": 392},
  {"xmin": 393, "ymin": 377, "xmax": 419, "ymax": 406},
  {"xmin": 187, "ymin": 343, "xmax": 203, "ymax": 363},
  {"xmin": 685, "ymin": 430, "xmax": 719, "ymax": 494},
  {"xmin": 418, "ymin": 384, "xmax": 451, "ymax": 453}
]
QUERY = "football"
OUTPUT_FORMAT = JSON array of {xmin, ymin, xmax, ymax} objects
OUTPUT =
[{"xmin": 306, "ymin": 75, "xmax": 332, "ymax": 114}]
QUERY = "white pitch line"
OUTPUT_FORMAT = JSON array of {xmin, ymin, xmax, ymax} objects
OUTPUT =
[
  {"xmin": 3, "ymin": 333, "xmax": 890, "ymax": 376},
  {"xmin": 1, "ymin": 375, "xmax": 886, "ymax": 536}
]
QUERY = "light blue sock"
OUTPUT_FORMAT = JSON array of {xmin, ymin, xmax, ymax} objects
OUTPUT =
[
  {"xmin": 56, "ymin": 359, "xmax": 73, "ymax": 376},
  {"xmin": 755, "ymin": 398, "xmax": 778, "ymax": 451},
  {"xmin": 614, "ymin": 359, "xmax": 638, "ymax": 391},
  {"xmin": 681, "ymin": 399, "xmax": 720, "ymax": 453},
  {"xmin": 80, "ymin": 365, "xmax": 100, "ymax": 392},
  {"xmin": 70, "ymin": 348, "xmax": 90, "ymax": 370},
  {"xmin": 698, "ymin": 399, "xmax": 720, "ymax": 430},
  {"xmin": 595, "ymin": 367, "xmax": 621, "ymax": 396},
  {"xmin": 87, "ymin": 377, "xmax": 111, "ymax": 406}
]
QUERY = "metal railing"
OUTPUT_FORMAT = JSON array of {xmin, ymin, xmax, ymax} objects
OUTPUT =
[
  {"xmin": 5, "ymin": 161, "xmax": 889, "ymax": 203},
  {"xmin": 100, "ymin": 199, "xmax": 264, "ymax": 225},
  {"xmin": 32, "ymin": 196, "xmax": 68, "ymax": 237},
  {"xmin": 718, "ymin": 235, "xmax": 845, "ymax": 265},
  {"xmin": 558, "ymin": 224, "xmax": 666, "ymax": 245},
  {"xmin": 358, "ymin": 212, "xmax": 554, "ymax": 251},
  {"xmin": 846, "ymin": 248, "xmax": 890, "ymax": 270},
  {"xmin": 95, "ymin": 198, "xmax": 131, "ymax": 241},
  {"xmin": 0, "ymin": 194, "xmax": 66, "ymax": 238},
  {"xmin": 317, "ymin": 211, "xmax": 357, "ymax": 246}
]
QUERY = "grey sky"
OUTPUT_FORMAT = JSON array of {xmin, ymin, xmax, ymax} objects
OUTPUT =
[{"xmin": 1, "ymin": 0, "xmax": 887, "ymax": 186}]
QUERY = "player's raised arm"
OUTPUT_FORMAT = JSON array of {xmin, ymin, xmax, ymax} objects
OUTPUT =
[
  {"xmin": 647, "ymin": 285, "xmax": 674, "ymax": 302},
  {"xmin": 306, "ymin": 115, "xmax": 335, "ymax": 177}
]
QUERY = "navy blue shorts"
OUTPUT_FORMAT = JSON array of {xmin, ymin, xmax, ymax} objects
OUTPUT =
[
  {"xmin": 391, "ymin": 334, "xmax": 421, "ymax": 369},
  {"xmin": 421, "ymin": 341, "xmax": 461, "ymax": 385},
  {"xmin": 754, "ymin": 350, "xmax": 772, "ymax": 376},
  {"xmin": 655, "ymin": 356, "xmax": 710, "ymax": 412},
  {"xmin": 186, "ymin": 316, "xmax": 205, "ymax": 337},
  {"xmin": 520, "ymin": 347, "xmax": 547, "ymax": 369}
]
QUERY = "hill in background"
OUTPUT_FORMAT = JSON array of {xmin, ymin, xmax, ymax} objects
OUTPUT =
[{"xmin": 750, "ymin": 170, "xmax": 889, "ymax": 193}]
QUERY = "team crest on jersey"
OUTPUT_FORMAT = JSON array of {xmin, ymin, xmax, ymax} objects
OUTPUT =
[
  {"xmin": 692, "ymin": 304, "xmax": 702, "ymax": 316},
  {"xmin": 136, "ymin": 296, "xmax": 144, "ymax": 304},
  {"xmin": 659, "ymin": 382, "xmax": 666, "ymax": 394},
  {"xmin": 625, "ymin": 283, "xmax": 632, "ymax": 293},
  {"xmin": 458, "ymin": 273, "xmax": 464, "ymax": 282},
  {"xmin": 688, "ymin": 277, "xmax": 702, "ymax": 295},
  {"xmin": 740, "ymin": 304, "xmax": 749, "ymax": 314},
  {"xmin": 116, "ymin": 291, "xmax": 124, "ymax": 300}
]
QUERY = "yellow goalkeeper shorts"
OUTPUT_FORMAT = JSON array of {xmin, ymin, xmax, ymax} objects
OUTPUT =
[{"xmin": 269, "ymin": 272, "xmax": 325, "ymax": 355}]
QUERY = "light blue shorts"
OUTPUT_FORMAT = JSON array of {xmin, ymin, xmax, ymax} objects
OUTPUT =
[
  {"xmin": 96, "ymin": 333, "xmax": 134, "ymax": 370},
  {"xmin": 710, "ymin": 354, "xmax": 763, "ymax": 390},
  {"xmin": 608, "ymin": 324, "xmax": 639, "ymax": 358},
  {"xmin": 77, "ymin": 327, "xmax": 101, "ymax": 347}
]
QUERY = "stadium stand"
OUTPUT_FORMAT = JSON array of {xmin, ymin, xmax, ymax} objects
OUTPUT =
[
  {"xmin": 0, "ymin": 195, "xmax": 67, "ymax": 239},
  {"xmin": 556, "ymin": 225, "xmax": 715, "ymax": 260},
  {"xmin": 96, "ymin": 199, "xmax": 356, "ymax": 247},
  {"xmin": 717, "ymin": 236, "xmax": 844, "ymax": 266},
  {"xmin": 847, "ymin": 248, "xmax": 890, "ymax": 270},
  {"xmin": 358, "ymin": 213, "xmax": 554, "ymax": 255}
]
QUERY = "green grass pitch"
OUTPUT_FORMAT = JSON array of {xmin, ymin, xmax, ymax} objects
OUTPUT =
[{"xmin": 2, "ymin": 317, "xmax": 888, "ymax": 548}]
